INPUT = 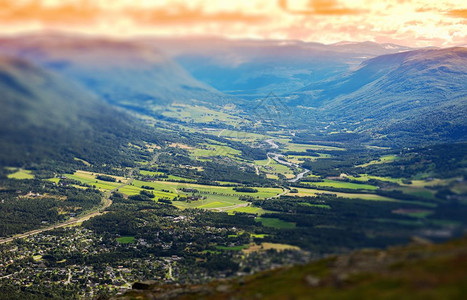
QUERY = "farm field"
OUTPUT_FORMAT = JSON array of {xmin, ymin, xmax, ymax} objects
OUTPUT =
[
  {"xmin": 304, "ymin": 179, "xmax": 379, "ymax": 190},
  {"xmin": 357, "ymin": 154, "xmax": 398, "ymax": 167},
  {"xmin": 227, "ymin": 205, "xmax": 267, "ymax": 215},
  {"xmin": 278, "ymin": 140, "xmax": 345, "ymax": 152},
  {"xmin": 139, "ymin": 170, "xmax": 165, "ymax": 177},
  {"xmin": 255, "ymin": 159, "xmax": 295, "ymax": 178},
  {"xmin": 7, "ymin": 168, "xmax": 34, "ymax": 179},
  {"xmin": 345, "ymin": 174, "xmax": 404, "ymax": 184},
  {"xmin": 65, "ymin": 171, "xmax": 123, "ymax": 191},
  {"xmin": 243, "ymin": 242, "xmax": 300, "ymax": 253}
]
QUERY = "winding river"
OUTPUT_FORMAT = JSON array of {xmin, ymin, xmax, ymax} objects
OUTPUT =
[{"xmin": 265, "ymin": 139, "xmax": 310, "ymax": 183}]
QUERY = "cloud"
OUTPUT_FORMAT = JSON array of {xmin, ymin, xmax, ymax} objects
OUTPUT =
[
  {"xmin": 279, "ymin": 0, "xmax": 364, "ymax": 16},
  {"xmin": 446, "ymin": 9, "xmax": 467, "ymax": 19},
  {"xmin": 0, "ymin": 0, "xmax": 99, "ymax": 24},
  {"xmin": 0, "ymin": 0, "xmax": 464, "ymax": 47},
  {"xmin": 127, "ymin": 4, "xmax": 267, "ymax": 25}
]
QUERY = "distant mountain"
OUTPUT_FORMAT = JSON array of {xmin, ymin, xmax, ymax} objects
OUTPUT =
[
  {"xmin": 142, "ymin": 38, "xmax": 412, "ymax": 98},
  {"xmin": 291, "ymin": 47, "xmax": 467, "ymax": 145},
  {"xmin": 0, "ymin": 34, "xmax": 230, "ymax": 113},
  {"xmin": 0, "ymin": 55, "xmax": 158, "ymax": 166}
]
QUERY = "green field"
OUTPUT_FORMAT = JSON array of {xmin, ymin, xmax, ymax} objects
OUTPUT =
[
  {"xmin": 255, "ymin": 159, "xmax": 295, "ymax": 178},
  {"xmin": 215, "ymin": 244, "xmax": 250, "ymax": 251},
  {"xmin": 346, "ymin": 174, "xmax": 404, "ymax": 184},
  {"xmin": 295, "ymin": 187, "xmax": 436, "ymax": 207},
  {"xmin": 65, "ymin": 171, "xmax": 121, "ymax": 191},
  {"xmin": 256, "ymin": 217, "xmax": 296, "ymax": 229},
  {"xmin": 190, "ymin": 142, "xmax": 241, "ymax": 159},
  {"xmin": 279, "ymin": 140, "xmax": 345, "ymax": 152},
  {"xmin": 7, "ymin": 168, "xmax": 34, "ymax": 179},
  {"xmin": 116, "ymin": 236, "xmax": 135, "ymax": 244},
  {"xmin": 139, "ymin": 170, "xmax": 165, "ymax": 177},
  {"xmin": 358, "ymin": 155, "xmax": 398, "ymax": 167},
  {"xmin": 227, "ymin": 206, "xmax": 267, "ymax": 215},
  {"xmin": 305, "ymin": 179, "xmax": 379, "ymax": 190}
]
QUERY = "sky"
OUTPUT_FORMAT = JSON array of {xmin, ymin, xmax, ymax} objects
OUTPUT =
[{"xmin": 0, "ymin": 0, "xmax": 466, "ymax": 47}]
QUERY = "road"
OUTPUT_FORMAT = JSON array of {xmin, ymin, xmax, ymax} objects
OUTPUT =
[{"xmin": 0, "ymin": 158, "xmax": 147, "ymax": 245}]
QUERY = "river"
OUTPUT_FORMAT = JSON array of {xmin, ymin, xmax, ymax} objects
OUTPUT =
[{"xmin": 265, "ymin": 139, "xmax": 310, "ymax": 183}]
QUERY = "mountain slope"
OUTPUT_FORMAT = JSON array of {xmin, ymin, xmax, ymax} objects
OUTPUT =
[
  {"xmin": 143, "ymin": 38, "xmax": 412, "ymax": 98},
  {"xmin": 0, "ymin": 55, "xmax": 156, "ymax": 167},
  {"xmin": 292, "ymin": 47, "xmax": 467, "ymax": 144},
  {"xmin": 120, "ymin": 237, "xmax": 467, "ymax": 300},
  {"xmin": 0, "ymin": 35, "xmax": 230, "ymax": 113}
]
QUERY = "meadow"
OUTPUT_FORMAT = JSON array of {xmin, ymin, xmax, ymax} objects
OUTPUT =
[
  {"xmin": 7, "ymin": 168, "xmax": 34, "ymax": 179},
  {"xmin": 304, "ymin": 179, "xmax": 379, "ymax": 190}
]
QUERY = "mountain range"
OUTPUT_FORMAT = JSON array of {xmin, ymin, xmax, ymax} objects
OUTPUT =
[
  {"xmin": 0, "ymin": 34, "xmax": 230, "ymax": 113},
  {"xmin": 290, "ymin": 47, "xmax": 467, "ymax": 145},
  {"xmin": 145, "ymin": 38, "xmax": 412, "ymax": 98},
  {"xmin": 0, "ymin": 34, "xmax": 465, "ymax": 157}
]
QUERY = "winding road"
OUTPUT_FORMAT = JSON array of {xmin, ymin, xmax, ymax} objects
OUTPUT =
[{"xmin": 0, "ymin": 156, "xmax": 150, "ymax": 245}]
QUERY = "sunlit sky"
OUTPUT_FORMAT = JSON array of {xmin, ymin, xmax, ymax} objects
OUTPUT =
[{"xmin": 1, "ymin": 0, "xmax": 466, "ymax": 47}]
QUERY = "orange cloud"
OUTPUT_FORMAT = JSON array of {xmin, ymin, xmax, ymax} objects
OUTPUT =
[
  {"xmin": 0, "ymin": 0, "xmax": 98, "ymax": 24},
  {"xmin": 446, "ymin": 9, "xmax": 467, "ymax": 19},
  {"xmin": 127, "ymin": 4, "xmax": 267, "ymax": 25},
  {"xmin": 0, "ymin": 0, "xmax": 464, "ymax": 47},
  {"xmin": 279, "ymin": 0, "xmax": 363, "ymax": 15}
]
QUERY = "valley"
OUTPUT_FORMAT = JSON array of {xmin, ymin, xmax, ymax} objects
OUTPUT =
[{"xmin": 0, "ymin": 34, "xmax": 465, "ymax": 299}]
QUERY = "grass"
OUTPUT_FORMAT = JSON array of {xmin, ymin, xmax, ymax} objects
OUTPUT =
[
  {"xmin": 243, "ymin": 242, "xmax": 300, "ymax": 254},
  {"xmin": 251, "ymin": 233, "xmax": 268, "ymax": 239},
  {"xmin": 346, "ymin": 174, "xmax": 404, "ymax": 184},
  {"xmin": 282, "ymin": 140, "xmax": 345, "ymax": 152},
  {"xmin": 294, "ymin": 187, "xmax": 436, "ymax": 207},
  {"xmin": 306, "ymin": 179, "xmax": 379, "ymax": 190},
  {"xmin": 227, "ymin": 206, "xmax": 267, "ymax": 215},
  {"xmin": 255, "ymin": 159, "xmax": 295, "ymax": 177},
  {"xmin": 73, "ymin": 157, "xmax": 91, "ymax": 166},
  {"xmin": 215, "ymin": 244, "xmax": 250, "ymax": 251},
  {"xmin": 256, "ymin": 217, "xmax": 296, "ymax": 229},
  {"xmin": 190, "ymin": 143, "xmax": 241, "ymax": 159},
  {"xmin": 7, "ymin": 168, "xmax": 34, "ymax": 179},
  {"xmin": 116, "ymin": 236, "xmax": 135, "ymax": 244},
  {"xmin": 66, "ymin": 172, "xmax": 121, "ymax": 191},
  {"xmin": 358, "ymin": 155, "xmax": 398, "ymax": 167},
  {"xmin": 139, "ymin": 170, "xmax": 165, "ymax": 177}
]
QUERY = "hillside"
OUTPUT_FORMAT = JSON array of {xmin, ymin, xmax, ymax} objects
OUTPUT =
[
  {"xmin": 0, "ymin": 34, "xmax": 230, "ymax": 113},
  {"xmin": 0, "ymin": 55, "xmax": 158, "ymax": 167},
  {"xmin": 147, "ymin": 38, "xmax": 412, "ymax": 98},
  {"xmin": 120, "ymin": 237, "xmax": 467, "ymax": 300},
  {"xmin": 291, "ymin": 47, "xmax": 467, "ymax": 145}
]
